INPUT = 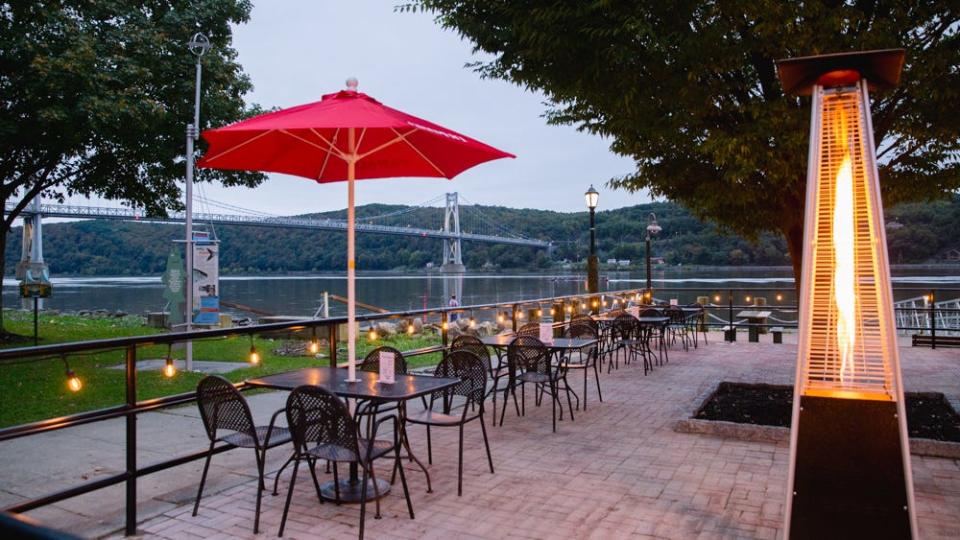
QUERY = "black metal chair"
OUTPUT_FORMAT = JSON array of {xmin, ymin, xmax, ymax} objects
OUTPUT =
[
  {"xmin": 193, "ymin": 375, "xmax": 291, "ymax": 534},
  {"xmin": 561, "ymin": 323, "xmax": 603, "ymax": 410},
  {"xmin": 640, "ymin": 307, "xmax": 669, "ymax": 365},
  {"xmin": 405, "ymin": 350, "xmax": 494, "ymax": 496},
  {"xmin": 503, "ymin": 336, "xmax": 570, "ymax": 432},
  {"xmin": 687, "ymin": 302, "xmax": 708, "ymax": 347},
  {"xmin": 358, "ymin": 346, "xmax": 407, "ymax": 416},
  {"xmin": 517, "ymin": 322, "xmax": 540, "ymax": 337},
  {"xmin": 665, "ymin": 305, "xmax": 690, "ymax": 351},
  {"xmin": 450, "ymin": 335, "xmax": 512, "ymax": 425},
  {"xmin": 278, "ymin": 385, "xmax": 413, "ymax": 539}
]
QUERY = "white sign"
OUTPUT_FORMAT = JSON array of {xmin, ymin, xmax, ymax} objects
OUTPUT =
[
  {"xmin": 669, "ymin": 298, "xmax": 679, "ymax": 306},
  {"xmin": 192, "ymin": 240, "xmax": 220, "ymax": 325},
  {"xmin": 379, "ymin": 351, "xmax": 395, "ymax": 384},
  {"xmin": 539, "ymin": 323, "xmax": 554, "ymax": 344}
]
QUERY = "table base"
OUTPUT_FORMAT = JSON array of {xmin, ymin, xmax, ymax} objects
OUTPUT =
[{"xmin": 319, "ymin": 478, "xmax": 391, "ymax": 503}]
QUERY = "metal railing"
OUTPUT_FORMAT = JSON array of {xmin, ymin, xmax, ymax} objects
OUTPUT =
[{"xmin": 0, "ymin": 284, "xmax": 956, "ymax": 535}]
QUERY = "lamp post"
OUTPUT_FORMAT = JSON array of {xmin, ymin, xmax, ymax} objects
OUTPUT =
[
  {"xmin": 645, "ymin": 212, "xmax": 661, "ymax": 301},
  {"xmin": 585, "ymin": 186, "xmax": 599, "ymax": 302},
  {"xmin": 184, "ymin": 32, "xmax": 211, "ymax": 371}
]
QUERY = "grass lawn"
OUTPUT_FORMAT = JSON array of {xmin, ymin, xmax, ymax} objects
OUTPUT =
[{"xmin": 0, "ymin": 311, "xmax": 443, "ymax": 428}]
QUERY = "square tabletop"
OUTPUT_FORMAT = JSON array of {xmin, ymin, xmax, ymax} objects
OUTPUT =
[
  {"xmin": 480, "ymin": 334, "xmax": 598, "ymax": 350},
  {"xmin": 635, "ymin": 316, "xmax": 670, "ymax": 324},
  {"xmin": 736, "ymin": 310, "xmax": 772, "ymax": 319},
  {"xmin": 245, "ymin": 367, "xmax": 460, "ymax": 401}
]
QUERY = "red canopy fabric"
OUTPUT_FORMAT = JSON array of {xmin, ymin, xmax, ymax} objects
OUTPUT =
[{"xmin": 198, "ymin": 90, "xmax": 514, "ymax": 181}]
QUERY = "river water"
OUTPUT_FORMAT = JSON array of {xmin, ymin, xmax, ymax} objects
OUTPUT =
[{"xmin": 4, "ymin": 267, "xmax": 958, "ymax": 318}]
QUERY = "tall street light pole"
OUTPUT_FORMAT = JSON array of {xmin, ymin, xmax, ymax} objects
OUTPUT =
[
  {"xmin": 585, "ymin": 186, "xmax": 599, "ymax": 305},
  {"xmin": 184, "ymin": 33, "xmax": 210, "ymax": 371},
  {"xmin": 645, "ymin": 212, "xmax": 662, "ymax": 302}
]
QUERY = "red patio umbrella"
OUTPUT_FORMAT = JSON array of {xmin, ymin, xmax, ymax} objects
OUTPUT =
[{"xmin": 198, "ymin": 79, "xmax": 514, "ymax": 380}]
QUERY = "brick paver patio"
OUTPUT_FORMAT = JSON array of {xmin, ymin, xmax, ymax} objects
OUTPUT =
[{"xmin": 110, "ymin": 336, "xmax": 960, "ymax": 540}]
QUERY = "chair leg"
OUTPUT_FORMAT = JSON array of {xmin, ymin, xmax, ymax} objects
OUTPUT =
[
  {"xmin": 394, "ymin": 442, "xmax": 414, "ymax": 519},
  {"xmin": 550, "ymin": 380, "xmax": 557, "ymax": 433},
  {"xmin": 272, "ymin": 453, "xmax": 295, "ymax": 496},
  {"xmin": 564, "ymin": 379, "xmax": 575, "ymax": 422},
  {"xmin": 593, "ymin": 361, "xmax": 603, "ymax": 402},
  {"xmin": 499, "ymin": 384, "xmax": 510, "ymax": 427},
  {"xmin": 582, "ymin": 367, "xmax": 588, "ymax": 411},
  {"xmin": 254, "ymin": 449, "xmax": 265, "ymax": 534},
  {"xmin": 426, "ymin": 425, "xmax": 433, "ymax": 465},
  {"xmin": 368, "ymin": 462, "xmax": 382, "ymax": 519},
  {"xmin": 332, "ymin": 462, "xmax": 341, "ymax": 504},
  {"xmin": 359, "ymin": 465, "xmax": 369, "ymax": 540},
  {"xmin": 479, "ymin": 412, "xmax": 494, "ymax": 474},
  {"xmin": 278, "ymin": 458, "xmax": 300, "ymax": 537},
  {"xmin": 457, "ymin": 424, "xmax": 465, "ymax": 496},
  {"xmin": 192, "ymin": 441, "xmax": 215, "ymax": 517},
  {"xmin": 307, "ymin": 458, "xmax": 324, "ymax": 504}
]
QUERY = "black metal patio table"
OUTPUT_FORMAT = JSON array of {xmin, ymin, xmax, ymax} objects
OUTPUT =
[{"xmin": 246, "ymin": 367, "xmax": 460, "ymax": 502}]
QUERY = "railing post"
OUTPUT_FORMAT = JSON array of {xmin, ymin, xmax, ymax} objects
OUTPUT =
[
  {"xmin": 328, "ymin": 323, "xmax": 338, "ymax": 367},
  {"xmin": 125, "ymin": 345, "xmax": 137, "ymax": 536},
  {"xmin": 512, "ymin": 304, "xmax": 519, "ymax": 333},
  {"xmin": 441, "ymin": 311, "xmax": 449, "ymax": 347},
  {"xmin": 930, "ymin": 289, "xmax": 936, "ymax": 350},
  {"xmin": 727, "ymin": 289, "xmax": 735, "ymax": 342}
]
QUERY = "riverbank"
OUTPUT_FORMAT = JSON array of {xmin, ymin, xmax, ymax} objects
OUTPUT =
[{"xmin": 0, "ymin": 311, "xmax": 442, "ymax": 427}]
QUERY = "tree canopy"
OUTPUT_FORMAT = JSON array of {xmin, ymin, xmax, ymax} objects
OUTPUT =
[
  {"xmin": 0, "ymin": 0, "xmax": 265, "ymax": 329},
  {"xmin": 407, "ymin": 1, "xmax": 960, "ymax": 279}
]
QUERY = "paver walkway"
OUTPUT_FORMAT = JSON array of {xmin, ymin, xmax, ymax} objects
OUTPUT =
[{"xmin": 99, "ymin": 335, "xmax": 959, "ymax": 539}]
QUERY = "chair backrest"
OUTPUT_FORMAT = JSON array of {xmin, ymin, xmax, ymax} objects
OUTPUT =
[
  {"xmin": 196, "ymin": 375, "xmax": 256, "ymax": 442},
  {"xmin": 507, "ymin": 335, "xmax": 551, "ymax": 376},
  {"xmin": 613, "ymin": 313, "xmax": 638, "ymax": 341},
  {"xmin": 639, "ymin": 307, "xmax": 662, "ymax": 318},
  {"xmin": 517, "ymin": 322, "xmax": 540, "ymax": 337},
  {"xmin": 285, "ymin": 385, "xmax": 357, "ymax": 456},
  {"xmin": 664, "ymin": 305, "xmax": 685, "ymax": 324},
  {"xmin": 565, "ymin": 323, "xmax": 598, "ymax": 358},
  {"xmin": 434, "ymin": 350, "xmax": 488, "ymax": 407},
  {"xmin": 361, "ymin": 346, "xmax": 408, "ymax": 375},
  {"xmin": 450, "ymin": 334, "xmax": 492, "ymax": 371}
]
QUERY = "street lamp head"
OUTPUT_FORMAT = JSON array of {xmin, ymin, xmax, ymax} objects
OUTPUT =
[
  {"xmin": 584, "ymin": 185, "xmax": 599, "ymax": 209},
  {"xmin": 188, "ymin": 32, "xmax": 211, "ymax": 57},
  {"xmin": 646, "ymin": 212, "xmax": 662, "ymax": 235}
]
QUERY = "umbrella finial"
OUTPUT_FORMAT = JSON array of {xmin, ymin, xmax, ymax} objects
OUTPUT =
[{"xmin": 345, "ymin": 77, "xmax": 359, "ymax": 92}]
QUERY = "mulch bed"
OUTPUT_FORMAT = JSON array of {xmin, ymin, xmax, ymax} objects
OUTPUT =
[{"xmin": 695, "ymin": 382, "xmax": 960, "ymax": 442}]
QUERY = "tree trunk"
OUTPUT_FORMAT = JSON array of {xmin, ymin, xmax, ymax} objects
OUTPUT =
[
  {"xmin": 784, "ymin": 220, "xmax": 805, "ymax": 297},
  {"xmin": 0, "ymin": 224, "xmax": 7, "ymax": 334}
]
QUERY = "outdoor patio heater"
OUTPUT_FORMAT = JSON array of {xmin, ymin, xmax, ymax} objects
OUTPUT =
[{"xmin": 778, "ymin": 49, "xmax": 918, "ymax": 539}]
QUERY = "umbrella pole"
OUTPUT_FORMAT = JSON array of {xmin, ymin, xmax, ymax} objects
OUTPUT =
[{"xmin": 346, "ymin": 127, "xmax": 357, "ymax": 382}]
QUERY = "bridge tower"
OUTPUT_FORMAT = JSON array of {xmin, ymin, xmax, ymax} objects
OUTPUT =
[
  {"xmin": 441, "ymin": 192, "xmax": 465, "ymax": 273},
  {"xmin": 15, "ymin": 198, "xmax": 51, "ymax": 308}
]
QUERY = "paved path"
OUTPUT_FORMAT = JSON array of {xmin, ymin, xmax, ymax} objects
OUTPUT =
[{"xmin": 4, "ymin": 332, "xmax": 959, "ymax": 539}]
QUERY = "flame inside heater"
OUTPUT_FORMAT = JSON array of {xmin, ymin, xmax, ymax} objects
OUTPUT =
[{"xmin": 832, "ymin": 110, "xmax": 857, "ymax": 385}]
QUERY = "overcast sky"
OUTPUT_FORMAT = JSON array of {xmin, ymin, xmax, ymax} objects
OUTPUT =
[{"xmin": 195, "ymin": 1, "xmax": 646, "ymax": 216}]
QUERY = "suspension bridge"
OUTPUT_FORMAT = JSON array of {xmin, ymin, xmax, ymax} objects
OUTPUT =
[{"xmin": 7, "ymin": 192, "xmax": 551, "ymax": 274}]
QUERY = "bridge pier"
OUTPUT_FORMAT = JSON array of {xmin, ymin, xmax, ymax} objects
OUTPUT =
[
  {"xmin": 441, "ymin": 192, "xmax": 465, "ymax": 273},
  {"xmin": 15, "ymin": 199, "xmax": 50, "ymax": 309}
]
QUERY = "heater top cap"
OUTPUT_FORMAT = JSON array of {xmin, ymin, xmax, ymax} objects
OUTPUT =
[{"xmin": 776, "ymin": 49, "xmax": 905, "ymax": 96}]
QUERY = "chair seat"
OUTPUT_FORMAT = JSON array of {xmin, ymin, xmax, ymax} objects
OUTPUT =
[
  {"xmin": 306, "ymin": 438, "xmax": 393, "ymax": 463},
  {"xmin": 405, "ymin": 409, "xmax": 467, "ymax": 426},
  {"xmin": 518, "ymin": 372, "xmax": 556, "ymax": 384},
  {"xmin": 220, "ymin": 425, "xmax": 291, "ymax": 449}
]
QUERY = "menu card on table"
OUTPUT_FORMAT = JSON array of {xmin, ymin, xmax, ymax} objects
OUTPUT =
[
  {"xmin": 539, "ymin": 322, "xmax": 554, "ymax": 344},
  {"xmin": 379, "ymin": 351, "xmax": 395, "ymax": 384},
  {"xmin": 670, "ymin": 298, "xmax": 679, "ymax": 306}
]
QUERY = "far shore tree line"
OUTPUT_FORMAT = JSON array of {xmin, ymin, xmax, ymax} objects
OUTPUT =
[
  {"xmin": 5, "ymin": 195, "xmax": 958, "ymax": 276},
  {"xmin": 2, "ymin": 2, "xmax": 956, "ymax": 333}
]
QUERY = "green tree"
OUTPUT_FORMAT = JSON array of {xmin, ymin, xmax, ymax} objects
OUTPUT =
[
  {"xmin": 409, "ymin": 1, "xmax": 960, "ymax": 282},
  {"xmin": 0, "ymin": 1, "xmax": 265, "ymax": 333}
]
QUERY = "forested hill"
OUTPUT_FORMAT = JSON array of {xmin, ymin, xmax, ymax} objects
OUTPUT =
[{"xmin": 5, "ymin": 196, "xmax": 959, "ymax": 276}]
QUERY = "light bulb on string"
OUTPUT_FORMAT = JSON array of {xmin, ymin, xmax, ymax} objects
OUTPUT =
[
  {"xmin": 308, "ymin": 329, "xmax": 320, "ymax": 354},
  {"xmin": 163, "ymin": 345, "xmax": 176, "ymax": 378},
  {"xmin": 248, "ymin": 336, "xmax": 260, "ymax": 365},
  {"xmin": 62, "ymin": 356, "xmax": 82, "ymax": 392}
]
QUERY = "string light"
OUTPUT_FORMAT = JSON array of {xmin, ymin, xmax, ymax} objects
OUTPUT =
[
  {"xmin": 592, "ymin": 300, "xmax": 598, "ymax": 308},
  {"xmin": 565, "ymin": 306, "xmax": 572, "ymax": 313},
  {"xmin": 517, "ymin": 311, "xmax": 524, "ymax": 319},
  {"xmin": 549, "ymin": 308, "xmax": 555, "ymax": 315},
  {"xmin": 442, "ymin": 321, "xmax": 449, "ymax": 330},
  {"xmin": 368, "ymin": 328, "xmax": 378, "ymax": 341},
  {"xmin": 407, "ymin": 322, "xmax": 415, "ymax": 335},
  {"xmin": 248, "ymin": 336, "xmax": 260, "ymax": 365},
  {"xmin": 537, "ymin": 309, "xmax": 543, "ymax": 317},
  {"xmin": 497, "ymin": 313, "xmax": 504, "ymax": 324},
  {"xmin": 469, "ymin": 317, "xmax": 476, "ymax": 328},
  {"xmin": 308, "ymin": 329, "xmax": 320, "ymax": 354},
  {"xmin": 163, "ymin": 344, "xmax": 176, "ymax": 378},
  {"xmin": 714, "ymin": 295, "xmax": 721, "ymax": 303},
  {"xmin": 776, "ymin": 293, "xmax": 783, "ymax": 302},
  {"xmin": 62, "ymin": 356, "xmax": 82, "ymax": 392},
  {"xmin": 745, "ymin": 295, "xmax": 752, "ymax": 303}
]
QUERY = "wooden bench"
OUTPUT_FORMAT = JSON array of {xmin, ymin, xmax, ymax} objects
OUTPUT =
[{"xmin": 911, "ymin": 334, "xmax": 960, "ymax": 348}]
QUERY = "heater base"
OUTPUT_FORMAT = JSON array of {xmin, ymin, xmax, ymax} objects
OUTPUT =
[{"xmin": 789, "ymin": 396, "xmax": 912, "ymax": 539}]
